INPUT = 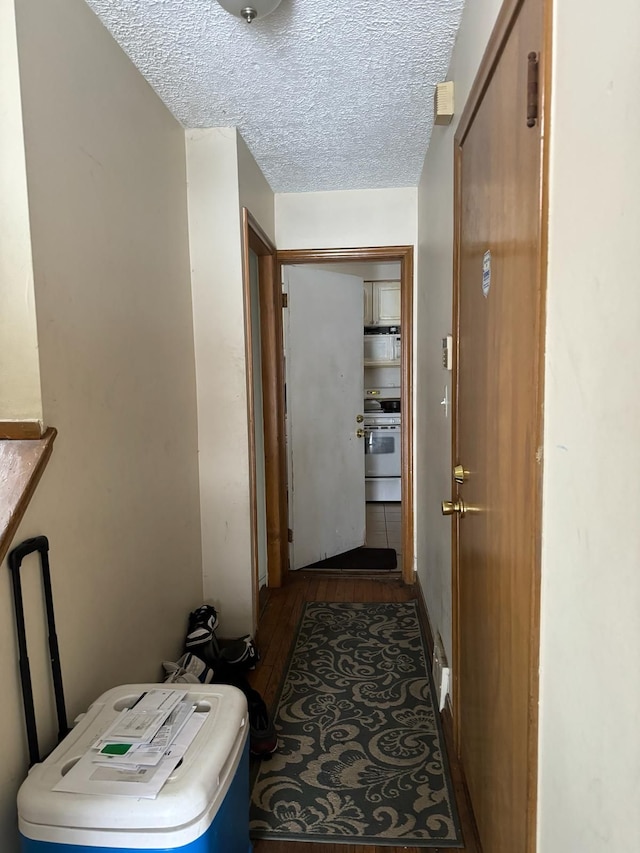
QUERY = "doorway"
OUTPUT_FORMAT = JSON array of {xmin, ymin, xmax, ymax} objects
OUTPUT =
[
  {"xmin": 241, "ymin": 209, "xmax": 283, "ymax": 628},
  {"xmin": 273, "ymin": 247, "xmax": 414, "ymax": 585},
  {"xmin": 283, "ymin": 259, "xmax": 404, "ymax": 574}
]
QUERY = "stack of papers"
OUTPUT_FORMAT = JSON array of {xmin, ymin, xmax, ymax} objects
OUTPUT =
[{"xmin": 54, "ymin": 689, "xmax": 206, "ymax": 799}]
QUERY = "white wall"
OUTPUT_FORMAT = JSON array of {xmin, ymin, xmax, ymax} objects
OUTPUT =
[
  {"xmin": 186, "ymin": 128, "xmax": 274, "ymax": 638},
  {"xmin": 310, "ymin": 261, "xmax": 401, "ymax": 280},
  {"xmin": 0, "ymin": 0, "xmax": 42, "ymax": 423},
  {"xmin": 537, "ymin": 1, "xmax": 640, "ymax": 849},
  {"xmin": 238, "ymin": 132, "xmax": 275, "ymax": 244},
  {"xmin": 415, "ymin": 0, "xmax": 503, "ymax": 662},
  {"xmin": 276, "ymin": 188, "xmax": 417, "ymax": 250},
  {"xmin": 1, "ymin": 1, "xmax": 202, "ymax": 849}
]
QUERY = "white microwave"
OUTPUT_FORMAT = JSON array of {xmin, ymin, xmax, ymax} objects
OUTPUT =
[{"xmin": 364, "ymin": 333, "xmax": 400, "ymax": 364}]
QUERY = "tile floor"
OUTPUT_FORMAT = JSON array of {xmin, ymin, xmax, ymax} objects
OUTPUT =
[{"xmin": 365, "ymin": 501, "xmax": 402, "ymax": 572}]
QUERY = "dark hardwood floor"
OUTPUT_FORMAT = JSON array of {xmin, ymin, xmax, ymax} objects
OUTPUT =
[{"xmin": 248, "ymin": 571, "xmax": 481, "ymax": 853}]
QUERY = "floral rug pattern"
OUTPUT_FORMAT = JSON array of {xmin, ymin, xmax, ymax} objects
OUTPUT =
[{"xmin": 250, "ymin": 601, "xmax": 462, "ymax": 846}]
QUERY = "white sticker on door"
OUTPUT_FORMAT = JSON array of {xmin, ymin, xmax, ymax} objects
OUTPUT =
[{"xmin": 482, "ymin": 250, "xmax": 491, "ymax": 298}]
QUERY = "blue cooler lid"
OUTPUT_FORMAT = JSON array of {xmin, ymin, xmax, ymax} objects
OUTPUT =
[{"xmin": 18, "ymin": 683, "xmax": 248, "ymax": 849}]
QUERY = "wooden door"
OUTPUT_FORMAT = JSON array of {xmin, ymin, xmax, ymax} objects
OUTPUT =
[
  {"xmin": 284, "ymin": 265, "xmax": 366, "ymax": 569},
  {"xmin": 452, "ymin": 0, "xmax": 548, "ymax": 851}
]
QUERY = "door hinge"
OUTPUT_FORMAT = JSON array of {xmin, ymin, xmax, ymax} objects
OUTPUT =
[
  {"xmin": 526, "ymin": 51, "xmax": 539, "ymax": 128},
  {"xmin": 282, "ymin": 292, "xmax": 288, "ymax": 308},
  {"xmin": 287, "ymin": 527, "xmax": 293, "ymax": 543}
]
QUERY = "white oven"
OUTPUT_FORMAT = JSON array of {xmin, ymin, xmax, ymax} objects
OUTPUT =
[{"xmin": 364, "ymin": 412, "xmax": 401, "ymax": 501}]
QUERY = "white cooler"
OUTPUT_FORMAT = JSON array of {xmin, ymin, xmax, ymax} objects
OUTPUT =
[{"xmin": 17, "ymin": 683, "xmax": 251, "ymax": 853}]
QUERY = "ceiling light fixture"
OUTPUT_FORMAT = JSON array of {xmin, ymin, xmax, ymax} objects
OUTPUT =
[{"xmin": 215, "ymin": 0, "xmax": 283, "ymax": 23}]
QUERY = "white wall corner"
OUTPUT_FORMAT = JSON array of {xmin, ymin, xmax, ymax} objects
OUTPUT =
[
  {"xmin": 0, "ymin": 0, "xmax": 43, "ymax": 422},
  {"xmin": 185, "ymin": 127, "xmax": 256, "ymax": 638}
]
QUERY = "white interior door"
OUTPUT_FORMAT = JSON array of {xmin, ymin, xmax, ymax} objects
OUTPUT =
[{"xmin": 284, "ymin": 265, "xmax": 365, "ymax": 569}]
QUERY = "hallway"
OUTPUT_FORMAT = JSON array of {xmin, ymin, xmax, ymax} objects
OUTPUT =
[{"xmin": 248, "ymin": 572, "xmax": 480, "ymax": 853}]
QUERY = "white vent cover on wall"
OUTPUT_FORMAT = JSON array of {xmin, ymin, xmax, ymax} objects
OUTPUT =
[{"xmin": 434, "ymin": 81, "xmax": 455, "ymax": 126}]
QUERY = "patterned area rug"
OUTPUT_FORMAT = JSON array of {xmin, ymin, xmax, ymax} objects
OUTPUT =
[{"xmin": 250, "ymin": 601, "xmax": 462, "ymax": 846}]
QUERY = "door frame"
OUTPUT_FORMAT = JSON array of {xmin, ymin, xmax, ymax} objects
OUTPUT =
[
  {"xmin": 450, "ymin": 0, "xmax": 551, "ymax": 847},
  {"xmin": 274, "ymin": 246, "xmax": 414, "ymax": 586},
  {"xmin": 241, "ymin": 209, "xmax": 284, "ymax": 627}
]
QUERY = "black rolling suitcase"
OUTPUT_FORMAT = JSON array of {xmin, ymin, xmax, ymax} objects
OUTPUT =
[{"xmin": 8, "ymin": 536, "xmax": 69, "ymax": 767}]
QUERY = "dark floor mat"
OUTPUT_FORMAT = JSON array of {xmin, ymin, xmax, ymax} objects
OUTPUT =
[
  {"xmin": 250, "ymin": 602, "xmax": 462, "ymax": 846},
  {"xmin": 306, "ymin": 547, "xmax": 397, "ymax": 571}
]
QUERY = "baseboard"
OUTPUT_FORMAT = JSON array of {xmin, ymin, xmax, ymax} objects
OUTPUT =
[
  {"xmin": 441, "ymin": 694, "xmax": 483, "ymax": 852},
  {"xmin": 442, "ymin": 693, "xmax": 455, "ymax": 739},
  {"xmin": 413, "ymin": 573, "xmax": 435, "ymax": 658},
  {"xmin": 415, "ymin": 577, "xmax": 483, "ymax": 851},
  {"xmin": 258, "ymin": 583, "xmax": 270, "ymax": 616}
]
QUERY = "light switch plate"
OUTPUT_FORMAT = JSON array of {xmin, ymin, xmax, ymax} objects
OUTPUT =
[{"xmin": 442, "ymin": 335, "xmax": 453, "ymax": 370}]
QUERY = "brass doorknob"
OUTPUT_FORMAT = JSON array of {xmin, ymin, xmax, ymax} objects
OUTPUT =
[
  {"xmin": 356, "ymin": 428, "xmax": 365, "ymax": 438},
  {"xmin": 453, "ymin": 464, "xmax": 468, "ymax": 484},
  {"xmin": 356, "ymin": 414, "xmax": 364, "ymax": 423},
  {"xmin": 441, "ymin": 498, "xmax": 467, "ymax": 517}
]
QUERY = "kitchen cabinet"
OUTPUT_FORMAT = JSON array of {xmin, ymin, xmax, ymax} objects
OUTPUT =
[{"xmin": 363, "ymin": 281, "xmax": 401, "ymax": 326}]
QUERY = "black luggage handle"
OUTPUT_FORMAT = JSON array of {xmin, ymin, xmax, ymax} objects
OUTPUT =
[
  {"xmin": 9, "ymin": 535, "xmax": 50, "ymax": 566},
  {"xmin": 8, "ymin": 536, "xmax": 69, "ymax": 767}
]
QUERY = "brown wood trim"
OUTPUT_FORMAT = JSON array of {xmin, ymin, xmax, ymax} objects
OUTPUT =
[
  {"xmin": 245, "ymin": 211, "xmax": 288, "ymax": 591},
  {"xmin": 258, "ymin": 582, "xmax": 270, "ymax": 618},
  {"xmin": 526, "ymin": 0, "xmax": 552, "ymax": 845},
  {"xmin": 278, "ymin": 246, "xmax": 412, "ymax": 265},
  {"xmin": 455, "ymin": 0, "xmax": 524, "ymax": 146},
  {"xmin": 242, "ymin": 209, "xmax": 282, "ymax": 630},
  {"xmin": 399, "ymin": 248, "xmax": 414, "ymax": 585},
  {"xmin": 443, "ymin": 693, "xmax": 454, "ymax": 730},
  {"xmin": 276, "ymin": 246, "xmax": 415, "ymax": 586},
  {"xmin": 0, "ymin": 421, "xmax": 44, "ymax": 440},
  {"xmin": 414, "ymin": 572, "xmax": 435, "ymax": 657},
  {"xmin": 259, "ymin": 252, "xmax": 289, "ymax": 592},
  {"xmin": 241, "ymin": 208, "xmax": 259, "ymax": 630},
  {"xmin": 451, "ymin": 141, "xmax": 463, "ymax": 753},
  {"xmin": 245, "ymin": 211, "xmax": 273, "ymax": 254},
  {"xmin": 0, "ymin": 428, "xmax": 57, "ymax": 566}
]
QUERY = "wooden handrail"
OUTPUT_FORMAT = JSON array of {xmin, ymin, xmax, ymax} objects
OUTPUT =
[{"xmin": 0, "ymin": 428, "xmax": 57, "ymax": 565}]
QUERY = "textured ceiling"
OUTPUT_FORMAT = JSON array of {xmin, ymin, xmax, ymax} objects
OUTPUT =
[{"xmin": 83, "ymin": 0, "xmax": 464, "ymax": 193}]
